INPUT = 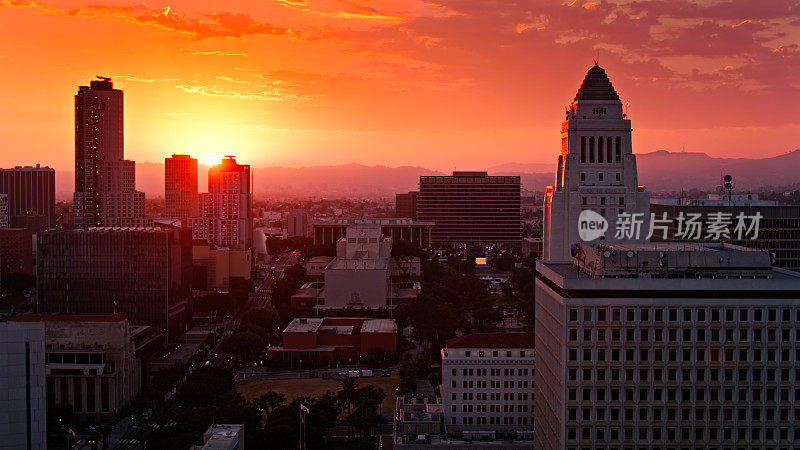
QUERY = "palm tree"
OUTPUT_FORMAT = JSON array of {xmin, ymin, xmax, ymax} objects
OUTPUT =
[{"xmin": 337, "ymin": 378, "xmax": 359, "ymax": 437}]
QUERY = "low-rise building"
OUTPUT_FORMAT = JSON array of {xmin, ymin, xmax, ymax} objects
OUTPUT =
[
  {"xmin": 313, "ymin": 217, "xmax": 433, "ymax": 248},
  {"xmin": 198, "ymin": 424, "xmax": 243, "ymax": 450},
  {"xmin": 8, "ymin": 313, "xmax": 140, "ymax": 422},
  {"xmin": 269, "ymin": 317, "xmax": 397, "ymax": 365},
  {"xmin": 441, "ymin": 332, "xmax": 535, "ymax": 433}
]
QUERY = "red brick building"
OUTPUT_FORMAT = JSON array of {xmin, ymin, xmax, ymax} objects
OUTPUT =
[{"xmin": 269, "ymin": 317, "xmax": 397, "ymax": 365}]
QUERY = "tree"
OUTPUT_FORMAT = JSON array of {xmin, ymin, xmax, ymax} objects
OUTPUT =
[
  {"xmin": 398, "ymin": 354, "xmax": 417, "ymax": 395},
  {"xmin": 221, "ymin": 331, "xmax": 264, "ymax": 362},
  {"xmin": 254, "ymin": 390, "xmax": 286, "ymax": 417},
  {"xmin": 175, "ymin": 366, "xmax": 235, "ymax": 407},
  {"xmin": 364, "ymin": 347, "xmax": 391, "ymax": 370},
  {"xmin": 241, "ymin": 308, "xmax": 280, "ymax": 336},
  {"xmin": 338, "ymin": 378, "xmax": 360, "ymax": 437}
]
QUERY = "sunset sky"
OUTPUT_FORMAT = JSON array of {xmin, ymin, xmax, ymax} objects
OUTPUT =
[{"xmin": 1, "ymin": 0, "xmax": 799, "ymax": 171}]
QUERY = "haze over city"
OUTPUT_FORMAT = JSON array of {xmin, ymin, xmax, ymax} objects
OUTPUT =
[{"xmin": 2, "ymin": 0, "xmax": 799, "ymax": 172}]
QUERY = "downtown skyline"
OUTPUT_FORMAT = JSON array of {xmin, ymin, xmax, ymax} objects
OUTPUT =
[{"xmin": 1, "ymin": 0, "xmax": 799, "ymax": 172}]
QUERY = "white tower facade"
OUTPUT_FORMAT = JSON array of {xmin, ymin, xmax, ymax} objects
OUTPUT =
[{"xmin": 543, "ymin": 64, "xmax": 649, "ymax": 261}]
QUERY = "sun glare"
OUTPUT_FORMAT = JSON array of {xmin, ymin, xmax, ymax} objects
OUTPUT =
[
  {"xmin": 203, "ymin": 153, "xmax": 222, "ymax": 166},
  {"xmin": 189, "ymin": 129, "xmax": 235, "ymax": 166}
]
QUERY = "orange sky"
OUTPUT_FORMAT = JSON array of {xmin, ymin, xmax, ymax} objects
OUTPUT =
[{"xmin": 1, "ymin": 0, "xmax": 799, "ymax": 171}]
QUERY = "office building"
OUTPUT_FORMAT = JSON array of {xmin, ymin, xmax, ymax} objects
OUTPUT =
[
  {"xmin": 651, "ymin": 193, "xmax": 800, "ymax": 272},
  {"xmin": 0, "ymin": 321, "xmax": 46, "ymax": 450},
  {"xmin": 396, "ymin": 191, "xmax": 419, "ymax": 220},
  {"xmin": 191, "ymin": 156, "xmax": 252, "ymax": 249},
  {"xmin": 192, "ymin": 245, "xmax": 252, "ymax": 291},
  {"xmin": 0, "ymin": 228, "xmax": 33, "ymax": 275},
  {"xmin": 199, "ymin": 424, "xmax": 244, "ymax": 450},
  {"xmin": 0, "ymin": 165, "xmax": 56, "ymax": 232},
  {"xmin": 287, "ymin": 209, "xmax": 310, "ymax": 237},
  {"xmin": 269, "ymin": 317, "xmax": 396, "ymax": 365},
  {"xmin": 441, "ymin": 332, "xmax": 535, "ymax": 432},
  {"xmin": 37, "ymin": 226, "xmax": 192, "ymax": 340},
  {"xmin": 535, "ymin": 242, "xmax": 800, "ymax": 449},
  {"xmin": 418, "ymin": 171, "xmax": 521, "ymax": 247},
  {"xmin": 73, "ymin": 77, "xmax": 146, "ymax": 228},
  {"xmin": 8, "ymin": 314, "xmax": 141, "ymax": 422},
  {"xmin": 165, "ymin": 154, "xmax": 198, "ymax": 222},
  {"xmin": 542, "ymin": 64, "xmax": 649, "ymax": 260},
  {"xmin": 313, "ymin": 217, "xmax": 433, "ymax": 248}
]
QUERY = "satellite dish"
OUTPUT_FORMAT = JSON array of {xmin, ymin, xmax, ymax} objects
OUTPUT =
[
  {"xmin": 723, "ymin": 174, "xmax": 733, "ymax": 183},
  {"xmin": 626, "ymin": 251, "xmax": 634, "ymax": 258}
]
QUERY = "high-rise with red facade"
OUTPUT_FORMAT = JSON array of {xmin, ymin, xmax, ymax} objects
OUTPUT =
[
  {"xmin": 190, "ymin": 156, "xmax": 252, "ymax": 249},
  {"xmin": 165, "ymin": 154, "xmax": 198, "ymax": 223}
]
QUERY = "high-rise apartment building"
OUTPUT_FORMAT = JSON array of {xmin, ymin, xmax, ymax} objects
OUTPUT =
[
  {"xmin": 0, "ymin": 321, "xmax": 46, "ymax": 450},
  {"xmin": 395, "ymin": 191, "xmax": 419, "ymax": 220},
  {"xmin": 37, "ymin": 226, "xmax": 192, "ymax": 340},
  {"xmin": 535, "ymin": 242, "xmax": 800, "ymax": 449},
  {"xmin": 73, "ymin": 77, "xmax": 146, "ymax": 228},
  {"xmin": 8, "ymin": 314, "xmax": 141, "ymax": 423},
  {"xmin": 0, "ymin": 165, "xmax": 56, "ymax": 232},
  {"xmin": 441, "ymin": 332, "xmax": 535, "ymax": 432},
  {"xmin": 191, "ymin": 156, "xmax": 252, "ymax": 249},
  {"xmin": 543, "ymin": 64, "xmax": 649, "ymax": 260},
  {"xmin": 165, "ymin": 154, "xmax": 198, "ymax": 222},
  {"xmin": 0, "ymin": 194, "xmax": 7, "ymax": 228},
  {"xmin": 418, "ymin": 171, "xmax": 521, "ymax": 247}
]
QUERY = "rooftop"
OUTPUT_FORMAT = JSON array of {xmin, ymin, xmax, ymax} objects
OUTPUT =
[
  {"xmin": 9, "ymin": 313, "xmax": 127, "ymax": 323},
  {"xmin": 283, "ymin": 318, "xmax": 324, "ymax": 333},
  {"xmin": 574, "ymin": 63, "xmax": 620, "ymax": 102},
  {"xmin": 361, "ymin": 319, "xmax": 398, "ymax": 334},
  {"xmin": 446, "ymin": 332, "xmax": 533, "ymax": 350}
]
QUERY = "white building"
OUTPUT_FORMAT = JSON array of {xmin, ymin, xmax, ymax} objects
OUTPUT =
[
  {"xmin": 0, "ymin": 321, "xmax": 46, "ymax": 450},
  {"xmin": 441, "ymin": 332, "xmax": 535, "ymax": 433},
  {"xmin": 323, "ymin": 224, "xmax": 392, "ymax": 308},
  {"xmin": 287, "ymin": 209, "xmax": 310, "ymax": 237},
  {"xmin": 543, "ymin": 63, "xmax": 649, "ymax": 261},
  {"xmin": 535, "ymin": 242, "xmax": 800, "ymax": 449},
  {"xmin": 199, "ymin": 424, "xmax": 243, "ymax": 450}
]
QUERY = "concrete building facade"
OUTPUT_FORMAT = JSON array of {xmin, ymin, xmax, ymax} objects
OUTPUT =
[
  {"xmin": 419, "ymin": 172, "xmax": 521, "ymax": 247},
  {"xmin": 535, "ymin": 242, "xmax": 800, "ymax": 449},
  {"xmin": 543, "ymin": 64, "xmax": 649, "ymax": 261},
  {"xmin": 441, "ymin": 333, "xmax": 535, "ymax": 433},
  {"xmin": 0, "ymin": 228, "xmax": 33, "ymax": 275},
  {"xmin": 37, "ymin": 227, "xmax": 192, "ymax": 341},
  {"xmin": 9, "ymin": 314, "xmax": 141, "ymax": 422},
  {"xmin": 191, "ymin": 156, "xmax": 252, "ymax": 250},
  {"xmin": 287, "ymin": 209, "xmax": 310, "ymax": 237},
  {"xmin": 312, "ymin": 217, "xmax": 432, "ymax": 248},
  {"xmin": 0, "ymin": 321, "xmax": 46, "ymax": 450},
  {"xmin": 0, "ymin": 165, "xmax": 55, "ymax": 232}
]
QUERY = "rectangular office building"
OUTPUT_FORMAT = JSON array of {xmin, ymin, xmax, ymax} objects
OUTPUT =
[{"xmin": 418, "ymin": 172, "xmax": 521, "ymax": 247}]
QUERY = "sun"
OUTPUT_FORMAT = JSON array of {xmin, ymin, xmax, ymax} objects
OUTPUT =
[
  {"xmin": 188, "ymin": 128, "xmax": 235, "ymax": 166},
  {"xmin": 203, "ymin": 153, "xmax": 222, "ymax": 166}
]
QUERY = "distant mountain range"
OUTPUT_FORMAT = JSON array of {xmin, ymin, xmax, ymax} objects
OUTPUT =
[{"xmin": 52, "ymin": 149, "xmax": 800, "ymax": 200}]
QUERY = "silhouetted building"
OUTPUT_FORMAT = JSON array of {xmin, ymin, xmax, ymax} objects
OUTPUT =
[
  {"xmin": 9, "ymin": 314, "xmax": 140, "ymax": 423},
  {"xmin": 37, "ymin": 227, "xmax": 192, "ymax": 340},
  {"xmin": 396, "ymin": 191, "xmax": 419, "ymax": 220},
  {"xmin": 0, "ymin": 193, "xmax": 7, "ymax": 228},
  {"xmin": 0, "ymin": 165, "xmax": 56, "ymax": 232},
  {"xmin": 0, "ymin": 321, "xmax": 46, "ymax": 450},
  {"xmin": 535, "ymin": 242, "xmax": 800, "ymax": 449},
  {"xmin": 73, "ymin": 77, "xmax": 146, "ymax": 228},
  {"xmin": 287, "ymin": 209, "xmax": 310, "ymax": 237},
  {"xmin": 651, "ymin": 194, "xmax": 800, "ymax": 272},
  {"xmin": 312, "ymin": 218, "xmax": 432, "ymax": 248},
  {"xmin": 418, "ymin": 171, "xmax": 521, "ymax": 247},
  {"xmin": 165, "ymin": 154, "xmax": 198, "ymax": 223},
  {"xmin": 0, "ymin": 228, "xmax": 33, "ymax": 275},
  {"xmin": 543, "ymin": 64, "xmax": 649, "ymax": 260},
  {"xmin": 191, "ymin": 156, "xmax": 252, "ymax": 249}
]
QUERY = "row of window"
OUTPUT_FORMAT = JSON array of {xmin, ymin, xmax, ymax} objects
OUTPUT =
[
  {"xmin": 569, "ymin": 307, "xmax": 799, "ymax": 323},
  {"xmin": 566, "ymin": 386, "xmax": 800, "ymax": 403},
  {"xmin": 568, "ymin": 405, "xmax": 800, "ymax": 423},
  {"xmin": 453, "ymin": 392, "xmax": 532, "ymax": 401},
  {"xmin": 453, "ymin": 379, "xmax": 532, "ymax": 389},
  {"xmin": 567, "ymin": 424, "xmax": 800, "ymax": 443},
  {"xmin": 459, "ymin": 350, "xmax": 531, "ymax": 358},
  {"xmin": 457, "ymin": 404, "xmax": 530, "ymax": 413},
  {"xmin": 453, "ymin": 367, "xmax": 531, "ymax": 376},
  {"xmin": 568, "ymin": 367, "xmax": 798, "ymax": 384},
  {"xmin": 568, "ymin": 347, "xmax": 800, "ymax": 364},
  {"xmin": 569, "ymin": 326, "xmax": 800, "ymax": 344},
  {"xmin": 580, "ymin": 136, "xmax": 622, "ymax": 164}
]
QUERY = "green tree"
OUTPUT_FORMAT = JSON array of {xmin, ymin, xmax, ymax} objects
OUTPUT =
[
  {"xmin": 175, "ymin": 366, "xmax": 235, "ymax": 407},
  {"xmin": 254, "ymin": 390, "xmax": 286, "ymax": 417},
  {"xmin": 338, "ymin": 378, "xmax": 359, "ymax": 437},
  {"xmin": 221, "ymin": 331, "xmax": 264, "ymax": 361},
  {"xmin": 241, "ymin": 308, "xmax": 280, "ymax": 335}
]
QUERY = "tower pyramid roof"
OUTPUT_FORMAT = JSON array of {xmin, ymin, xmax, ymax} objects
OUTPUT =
[{"xmin": 573, "ymin": 63, "xmax": 620, "ymax": 102}]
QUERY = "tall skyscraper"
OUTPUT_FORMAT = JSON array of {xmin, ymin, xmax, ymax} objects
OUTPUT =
[
  {"xmin": 165, "ymin": 154, "xmax": 198, "ymax": 222},
  {"xmin": 0, "ymin": 321, "xmax": 46, "ymax": 450},
  {"xmin": 535, "ymin": 242, "xmax": 800, "ymax": 449},
  {"xmin": 191, "ymin": 156, "xmax": 252, "ymax": 249},
  {"xmin": 0, "ymin": 165, "xmax": 56, "ymax": 232},
  {"xmin": 542, "ymin": 63, "xmax": 649, "ymax": 260},
  {"xmin": 0, "ymin": 194, "xmax": 7, "ymax": 228},
  {"xmin": 73, "ymin": 77, "xmax": 146, "ymax": 227},
  {"xmin": 395, "ymin": 191, "xmax": 419, "ymax": 220},
  {"xmin": 37, "ymin": 226, "xmax": 192, "ymax": 340},
  {"xmin": 418, "ymin": 171, "xmax": 521, "ymax": 247}
]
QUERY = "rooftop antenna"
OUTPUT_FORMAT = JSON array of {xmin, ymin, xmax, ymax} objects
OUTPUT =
[
  {"xmin": 97, "ymin": 75, "xmax": 111, "ymax": 81},
  {"xmin": 595, "ymin": 49, "xmax": 600, "ymax": 65}
]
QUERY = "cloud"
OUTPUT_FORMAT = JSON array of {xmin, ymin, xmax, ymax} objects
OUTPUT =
[
  {"xmin": 2, "ymin": 1, "xmax": 293, "ymax": 39},
  {"xmin": 183, "ymin": 50, "xmax": 249, "ymax": 56},
  {"xmin": 175, "ymin": 84, "xmax": 310, "ymax": 101},
  {"xmin": 113, "ymin": 75, "xmax": 155, "ymax": 83}
]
